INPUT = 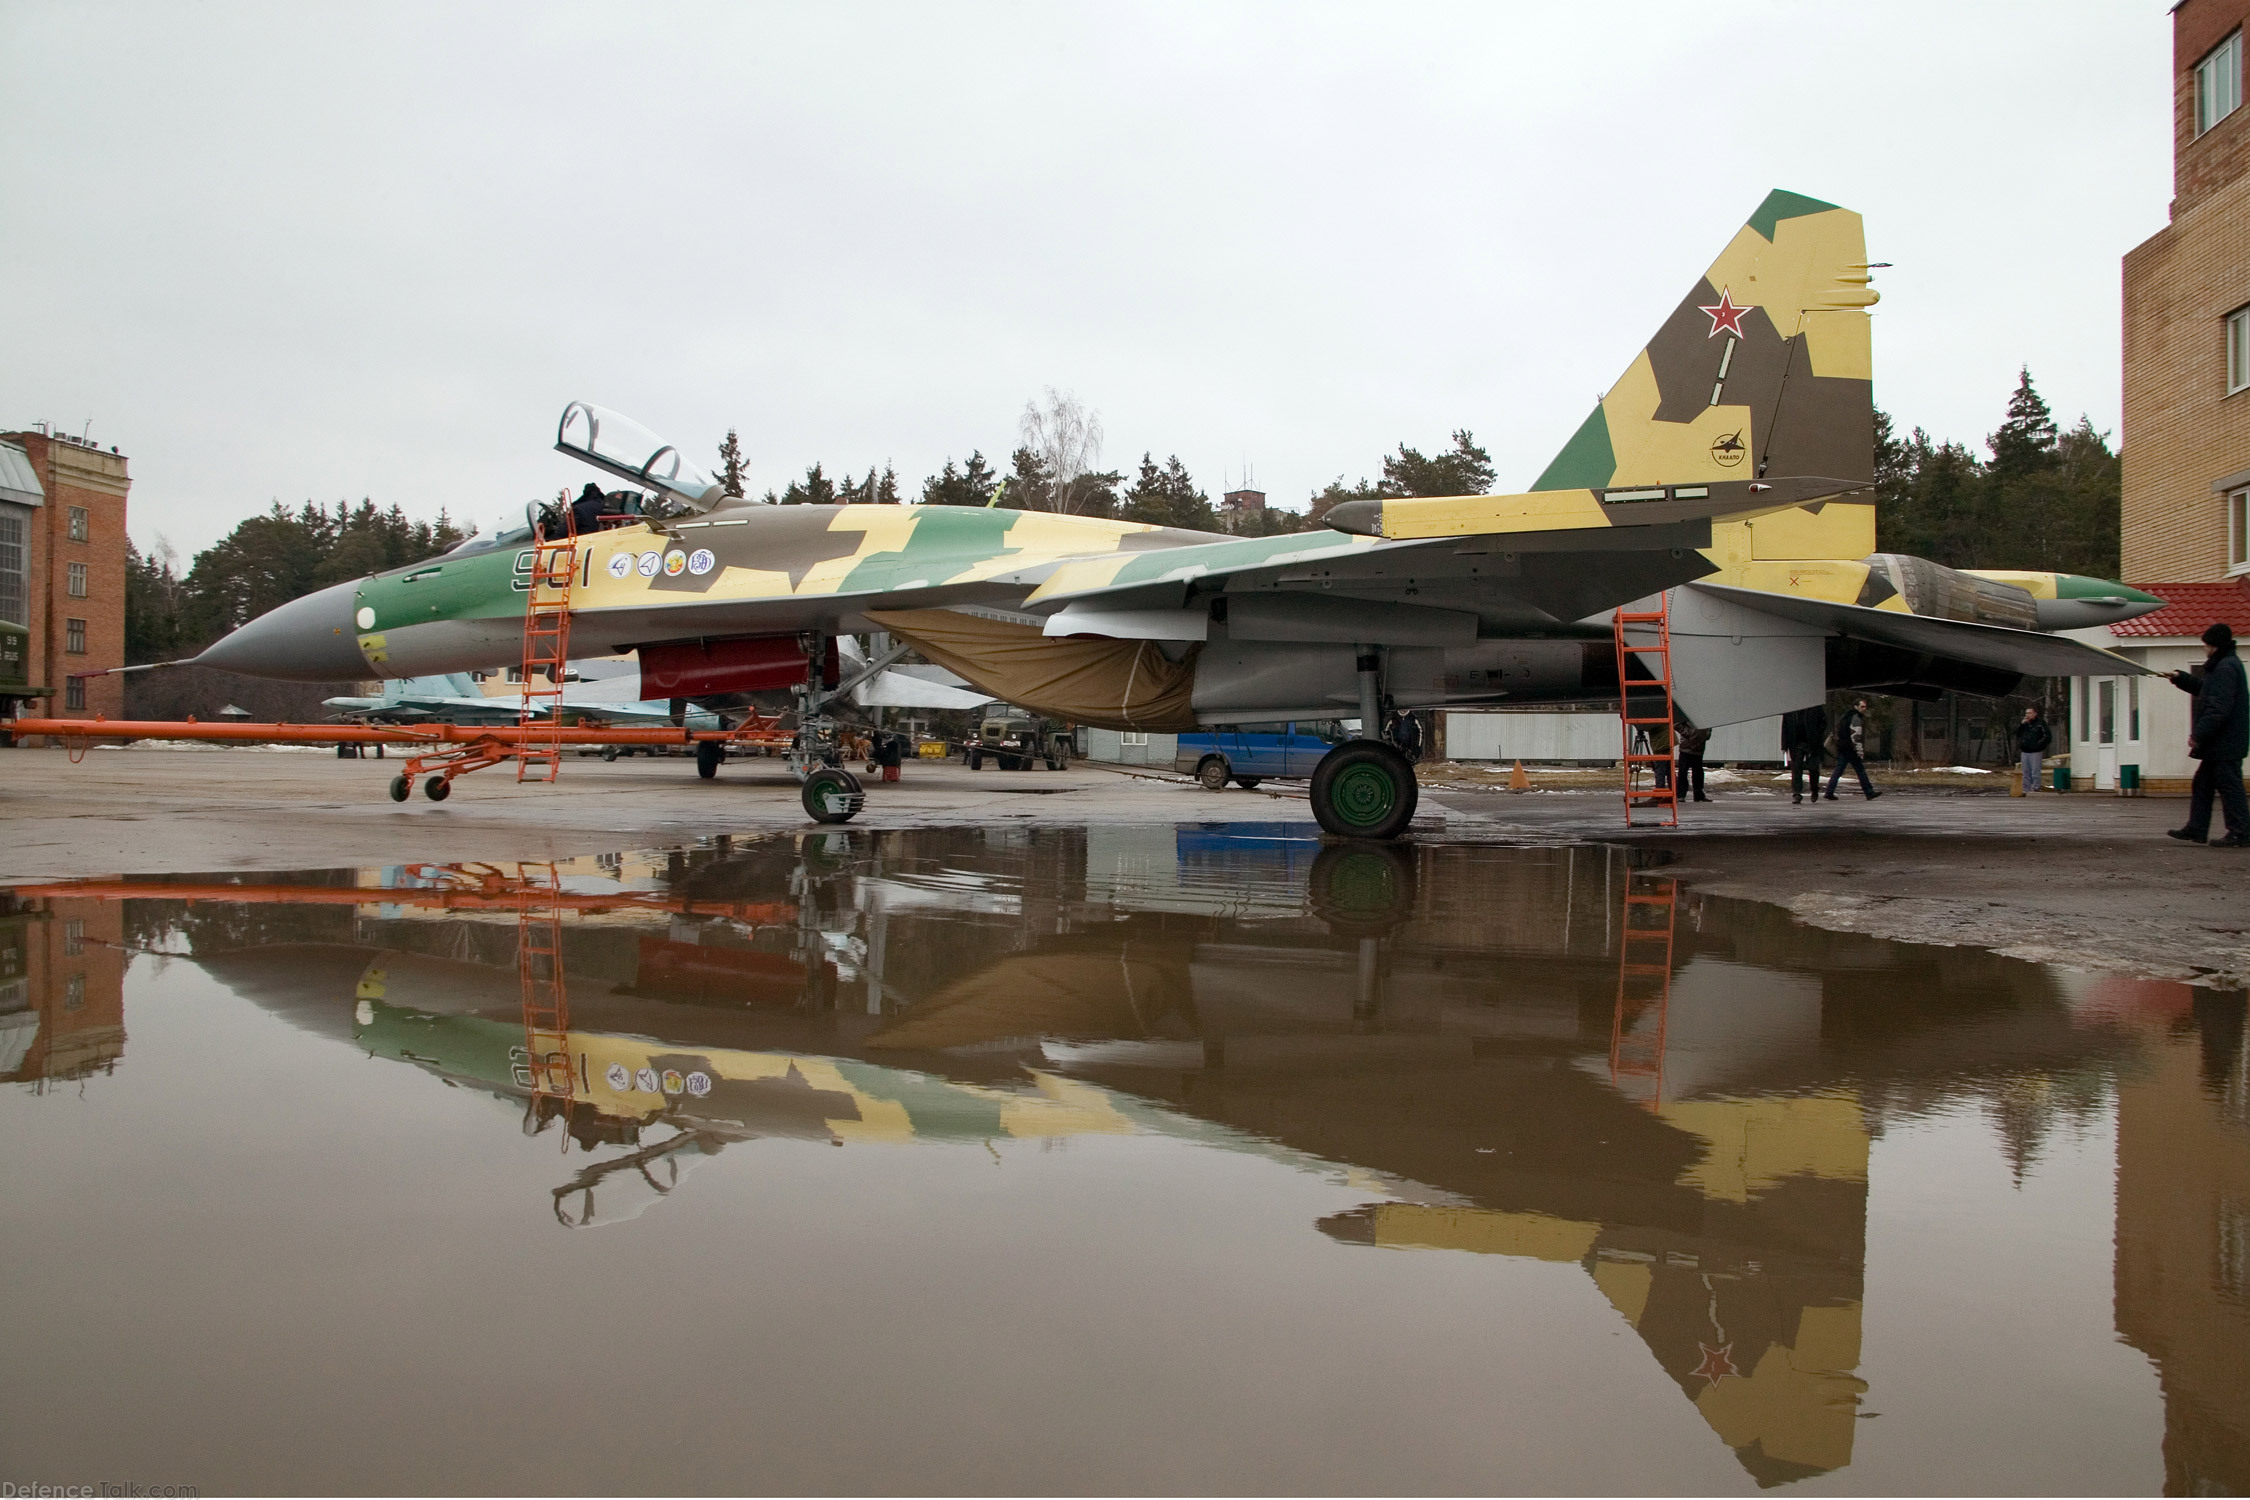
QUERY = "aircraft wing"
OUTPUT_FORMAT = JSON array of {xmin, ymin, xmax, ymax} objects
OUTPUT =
[
  {"xmin": 1016, "ymin": 479, "xmax": 1863, "ymax": 638},
  {"xmin": 1688, "ymin": 583, "xmax": 2156, "ymax": 677}
]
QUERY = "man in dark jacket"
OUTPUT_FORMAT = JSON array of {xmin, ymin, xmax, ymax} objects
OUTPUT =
[
  {"xmin": 2167, "ymin": 621, "xmax": 2250, "ymax": 846},
  {"xmin": 1782, "ymin": 704, "xmax": 1826, "ymax": 805},
  {"xmin": 1824, "ymin": 698, "xmax": 1881, "ymax": 801},
  {"xmin": 2015, "ymin": 706, "xmax": 2053, "ymax": 795},
  {"xmin": 1676, "ymin": 723, "xmax": 1712, "ymax": 802}
]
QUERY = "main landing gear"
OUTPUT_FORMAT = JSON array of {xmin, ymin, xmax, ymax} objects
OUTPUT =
[
  {"xmin": 1305, "ymin": 647, "xmax": 1419, "ymax": 841},
  {"xmin": 789, "ymin": 631, "xmax": 864, "ymax": 825}
]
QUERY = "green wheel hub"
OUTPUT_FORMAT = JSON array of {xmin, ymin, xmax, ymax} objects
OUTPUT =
[{"xmin": 1330, "ymin": 761, "xmax": 1398, "ymax": 828}]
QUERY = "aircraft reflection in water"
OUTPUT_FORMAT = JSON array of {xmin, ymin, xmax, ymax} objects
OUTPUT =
[{"xmin": 10, "ymin": 830, "xmax": 2244, "ymax": 1489}]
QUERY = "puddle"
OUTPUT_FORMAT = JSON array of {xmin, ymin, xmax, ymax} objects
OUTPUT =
[{"xmin": 3, "ymin": 824, "xmax": 2245, "ymax": 1493}]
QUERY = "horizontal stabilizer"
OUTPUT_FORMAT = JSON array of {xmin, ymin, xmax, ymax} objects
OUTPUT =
[{"xmin": 1688, "ymin": 583, "xmax": 2155, "ymax": 678}]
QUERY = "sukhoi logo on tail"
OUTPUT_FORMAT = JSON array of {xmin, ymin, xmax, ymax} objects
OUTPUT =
[{"xmin": 1710, "ymin": 430, "xmax": 1748, "ymax": 467}]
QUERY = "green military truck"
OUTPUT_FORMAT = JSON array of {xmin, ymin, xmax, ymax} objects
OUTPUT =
[
  {"xmin": 0, "ymin": 616, "xmax": 48, "ymax": 721},
  {"xmin": 966, "ymin": 701, "xmax": 1072, "ymax": 771}
]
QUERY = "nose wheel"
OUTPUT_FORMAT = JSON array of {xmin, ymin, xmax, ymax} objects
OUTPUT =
[
  {"xmin": 1309, "ymin": 741, "xmax": 1418, "ymax": 840},
  {"xmin": 801, "ymin": 766, "xmax": 864, "ymax": 823}
]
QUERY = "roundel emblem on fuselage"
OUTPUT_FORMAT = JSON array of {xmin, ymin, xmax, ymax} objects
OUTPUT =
[
  {"xmin": 637, "ymin": 552, "xmax": 662, "ymax": 577},
  {"xmin": 605, "ymin": 1062, "xmax": 631, "ymax": 1091},
  {"xmin": 687, "ymin": 548, "xmax": 715, "ymax": 576},
  {"xmin": 664, "ymin": 551, "xmax": 687, "ymax": 576},
  {"xmin": 606, "ymin": 553, "xmax": 632, "ymax": 579}
]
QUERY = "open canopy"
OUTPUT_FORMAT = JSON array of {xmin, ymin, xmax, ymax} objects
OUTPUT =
[{"xmin": 556, "ymin": 401, "xmax": 722, "ymax": 511}]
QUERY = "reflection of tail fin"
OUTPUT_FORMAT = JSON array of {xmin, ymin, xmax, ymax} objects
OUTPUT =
[{"xmin": 1534, "ymin": 190, "xmax": 1877, "ymax": 492}]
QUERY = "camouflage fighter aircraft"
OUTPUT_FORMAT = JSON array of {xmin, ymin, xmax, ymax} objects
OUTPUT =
[{"xmin": 195, "ymin": 190, "xmax": 2159, "ymax": 836}]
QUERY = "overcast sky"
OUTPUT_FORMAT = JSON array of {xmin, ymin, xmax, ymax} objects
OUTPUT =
[{"xmin": 1, "ymin": 1, "xmax": 2175, "ymax": 558}]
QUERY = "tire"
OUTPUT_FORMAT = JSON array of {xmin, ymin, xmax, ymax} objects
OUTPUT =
[
  {"xmin": 1309, "ymin": 842, "xmax": 1418, "ymax": 937},
  {"xmin": 1047, "ymin": 757, "xmax": 1065, "ymax": 771},
  {"xmin": 1233, "ymin": 776, "xmax": 1262, "ymax": 790},
  {"xmin": 425, "ymin": 776, "xmax": 452, "ymax": 802},
  {"xmin": 801, "ymin": 766, "xmax": 864, "ymax": 823},
  {"xmin": 601, "ymin": 745, "xmax": 619, "ymax": 763},
  {"xmin": 695, "ymin": 740, "xmax": 723, "ymax": 780},
  {"xmin": 1196, "ymin": 757, "xmax": 1232, "ymax": 792},
  {"xmin": 969, "ymin": 749, "xmax": 983, "ymax": 770},
  {"xmin": 388, "ymin": 775, "xmax": 410, "ymax": 802},
  {"xmin": 1309, "ymin": 741, "xmax": 1417, "ymax": 840}
]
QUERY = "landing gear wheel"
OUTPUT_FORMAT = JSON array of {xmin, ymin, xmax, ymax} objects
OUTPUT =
[
  {"xmin": 1234, "ymin": 775, "xmax": 1263, "ymax": 790},
  {"xmin": 1310, "ymin": 741, "xmax": 1417, "ymax": 840},
  {"xmin": 695, "ymin": 740, "xmax": 723, "ymax": 780},
  {"xmin": 801, "ymin": 766, "xmax": 864, "ymax": 824},
  {"xmin": 388, "ymin": 774, "xmax": 411, "ymax": 802},
  {"xmin": 425, "ymin": 776, "xmax": 452, "ymax": 802},
  {"xmin": 1197, "ymin": 757, "xmax": 1232, "ymax": 792}
]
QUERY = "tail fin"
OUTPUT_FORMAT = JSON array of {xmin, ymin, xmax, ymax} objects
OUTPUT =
[{"xmin": 1533, "ymin": 190, "xmax": 1877, "ymax": 492}]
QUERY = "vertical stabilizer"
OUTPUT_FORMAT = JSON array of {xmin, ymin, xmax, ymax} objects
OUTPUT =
[{"xmin": 1533, "ymin": 191, "xmax": 1877, "ymax": 491}]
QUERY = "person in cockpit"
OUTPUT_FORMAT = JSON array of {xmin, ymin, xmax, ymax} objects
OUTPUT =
[{"xmin": 570, "ymin": 482, "xmax": 607, "ymax": 536}]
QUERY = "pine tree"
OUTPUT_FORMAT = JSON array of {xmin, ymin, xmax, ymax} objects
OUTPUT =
[
  {"xmin": 1381, "ymin": 430, "xmax": 1496, "ymax": 497},
  {"xmin": 1987, "ymin": 367, "xmax": 2059, "ymax": 484},
  {"xmin": 1120, "ymin": 454, "xmax": 1217, "ymax": 531},
  {"xmin": 919, "ymin": 452, "xmax": 999, "ymax": 506},
  {"xmin": 779, "ymin": 462, "xmax": 837, "ymax": 506},
  {"xmin": 716, "ymin": 429, "xmax": 749, "ymax": 499}
]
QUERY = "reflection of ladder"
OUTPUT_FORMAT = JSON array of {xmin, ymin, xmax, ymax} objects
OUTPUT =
[
  {"xmin": 516, "ymin": 860, "xmax": 574, "ymax": 1126},
  {"xmin": 517, "ymin": 511, "xmax": 578, "ymax": 782},
  {"xmin": 1609, "ymin": 874, "xmax": 1676, "ymax": 1110},
  {"xmin": 1614, "ymin": 596, "xmax": 1677, "ymax": 827}
]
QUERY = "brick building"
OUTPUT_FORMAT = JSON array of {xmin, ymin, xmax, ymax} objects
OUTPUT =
[
  {"xmin": 2122, "ymin": 0, "xmax": 2250, "ymax": 583},
  {"xmin": 0, "ymin": 428, "xmax": 131, "ymax": 719}
]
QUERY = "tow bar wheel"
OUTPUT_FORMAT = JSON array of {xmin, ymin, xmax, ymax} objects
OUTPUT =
[
  {"xmin": 801, "ymin": 766, "xmax": 865, "ymax": 824},
  {"xmin": 1309, "ymin": 741, "xmax": 1418, "ymax": 840}
]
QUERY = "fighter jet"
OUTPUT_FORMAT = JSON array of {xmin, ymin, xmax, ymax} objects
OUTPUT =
[{"xmin": 195, "ymin": 190, "xmax": 2158, "ymax": 836}]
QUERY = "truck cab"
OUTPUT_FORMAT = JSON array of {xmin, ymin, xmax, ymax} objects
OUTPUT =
[{"xmin": 968, "ymin": 702, "xmax": 1071, "ymax": 771}]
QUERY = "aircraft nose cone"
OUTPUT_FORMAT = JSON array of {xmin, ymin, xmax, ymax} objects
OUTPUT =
[{"xmin": 194, "ymin": 580, "xmax": 370, "ymax": 681}]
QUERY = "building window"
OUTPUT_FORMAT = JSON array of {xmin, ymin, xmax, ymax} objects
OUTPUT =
[
  {"xmin": 2231, "ymin": 308, "xmax": 2250, "ymax": 396},
  {"xmin": 67, "ymin": 506, "xmax": 88, "ymax": 542},
  {"xmin": 63, "ymin": 920, "xmax": 84, "ymax": 956},
  {"xmin": 2098, "ymin": 679, "xmax": 2115, "ymax": 745},
  {"xmin": 2232, "ymin": 488, "xmax": 2250, "ymax": 570},
  {"xmin": 0, "ymin": 504, "xmax": 25, "ymax": 628},
  {"xmin": 2129, "ymin": 677, "xmax": 2141, "ymax": 741},
  {"xmin": 66, "ymin": 561, "xmax": 88, "ymax": 598},
  {"xmin": 64, "ymin": 676, "xmax": 85, "ymax": 711},
  {"xmin": 64, "ymin": 974, "xmax": 85, "ymax": 1011},
  {"xmin": 1118, "ymin": 731, "xmax": 1149, "ymax": 747},
  {"xmin": 2077, "ymin": 678, "xmax": 2090, "ymax": 741},
  {"xmin": 65, "ymin": 618, "xmax": 85, "ymax": 654},
  {"xmin": 2198, "ymin": 32, "xmax": 2242, "ymax": 137}
]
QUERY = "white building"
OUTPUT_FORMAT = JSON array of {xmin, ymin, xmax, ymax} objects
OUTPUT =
[{"xmin": 2063, "ymin": 581, "xmax": 2250, "ymax": 791}]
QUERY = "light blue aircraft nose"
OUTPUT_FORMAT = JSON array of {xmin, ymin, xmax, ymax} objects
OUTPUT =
[{"xmin": 195, "ymin": 580, "xmax": 370, "ymax": 681}]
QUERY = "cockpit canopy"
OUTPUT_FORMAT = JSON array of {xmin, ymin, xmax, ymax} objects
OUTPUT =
[{"xmin": 556, "ymin": 402, "xmax": 724, "ymax": 513}]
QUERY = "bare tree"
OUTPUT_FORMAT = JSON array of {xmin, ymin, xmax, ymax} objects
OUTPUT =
[{"xmin": 1018, "ymin": 388, "xmax": 1104, "ymax": 513}]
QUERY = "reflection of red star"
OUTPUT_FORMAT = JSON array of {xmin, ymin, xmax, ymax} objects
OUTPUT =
[
  {"xmin": 1698, "ymin": 288, "xmax": 1753, "ymax": 339},
  {"xmin": 1693, "ymin": 1342, "xmax": 1740, "ymax": 1385}
]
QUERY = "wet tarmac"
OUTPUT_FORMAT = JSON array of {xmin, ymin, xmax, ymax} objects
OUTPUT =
[{"xmin": 3, "ymin": 826, "xmax": 2246, "ymax": 1494}]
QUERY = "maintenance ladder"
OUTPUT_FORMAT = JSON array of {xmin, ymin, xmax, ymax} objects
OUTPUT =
[
  {"xmin": 515, "ymin": 859, "xmax": 574, "ymax": 1129},
  {"xmin": 516, "ymin": 511, "xmax": 579, "ymax": 782},
  {"xmin": 1613, "ymin": 596, "xmax": 1677, "ymax": 827},
  {"xmin": 1608, "ymin": 874, "xmax": 1677, "ymax": 1110}
]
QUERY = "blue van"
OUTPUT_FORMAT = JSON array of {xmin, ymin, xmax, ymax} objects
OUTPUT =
[{"xmin": 1174, "ymin": 720, "xmax": 1351, "ymax": 790}]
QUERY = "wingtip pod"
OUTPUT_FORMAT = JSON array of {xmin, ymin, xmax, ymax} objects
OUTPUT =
[{"xmin": 1531, "ymin": 190, "xmax": 1875, "ymax": 495}]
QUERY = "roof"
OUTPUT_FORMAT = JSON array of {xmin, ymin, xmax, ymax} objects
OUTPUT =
[
  {"xmin": 2110, "ymin": 578, "xmax": 2250, "ymax": 637},
  {"xmin": 0, "ymin": 441, "xmax": 43, "ymax": 508}
]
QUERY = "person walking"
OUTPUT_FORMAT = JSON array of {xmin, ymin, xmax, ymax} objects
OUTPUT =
[
  {"xmin": 2166, "ymin": 622, "xmax": 2250, "ymax": 847},
  {"xmin": 1783, "ymin": 703, "xmax": 1826, "ymax": 804},
  {"xmin": 1676, "ymin": 723, "xmax": 1711, "ymax": 802},
  {"xmin": 2015, "ymin": 706, "xmax": 2053, "ymax": 795},
  {"xmin": 1824, "ymin": 698, "xmax": 1882, "ymax": 801}
]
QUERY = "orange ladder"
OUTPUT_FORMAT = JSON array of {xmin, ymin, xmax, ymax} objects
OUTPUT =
[
  {"xmin": 515, "ymin": 859, "xmax": 574, "ymax": 1128},
  {"xmin": 516, "ymin": 511, "xmax": 579, "ymax": 782},
  {"xmin": 1608, "ymin": 873, "xmax": 1677, "ymax": 1110},
  {"xmin": 1613, "ymin": 595, "xmax": 1677, "ymax": 827}
]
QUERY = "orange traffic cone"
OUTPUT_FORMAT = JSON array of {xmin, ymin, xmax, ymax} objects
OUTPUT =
[{"xmin": 1509, "ymin": 760, "xmax": 1530, "ymax": 791}]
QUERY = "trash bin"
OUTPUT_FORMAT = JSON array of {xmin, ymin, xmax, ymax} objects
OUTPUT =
[
  {"xmin": 2053, "ymin": 764, "xmax": 2071, "ymax": 793},
  {"xmin": 2120, "ymin": 764, "xmax": 2142, "ymax": 796}
]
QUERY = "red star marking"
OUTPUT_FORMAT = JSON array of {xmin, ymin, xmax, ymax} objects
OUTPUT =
[
  {"xmin": 1698, "ymin": 287, "xmax": 1753, "ymax": 339},
  {"xmin": 1693, "ymin": 1341, "xmax": 1741, "ymax": 1385}
]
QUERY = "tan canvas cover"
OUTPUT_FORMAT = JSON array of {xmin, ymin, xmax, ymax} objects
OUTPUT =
[{"xmin": 867, "ymin": 608, "xmax": 1199, "ymax": 731}]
